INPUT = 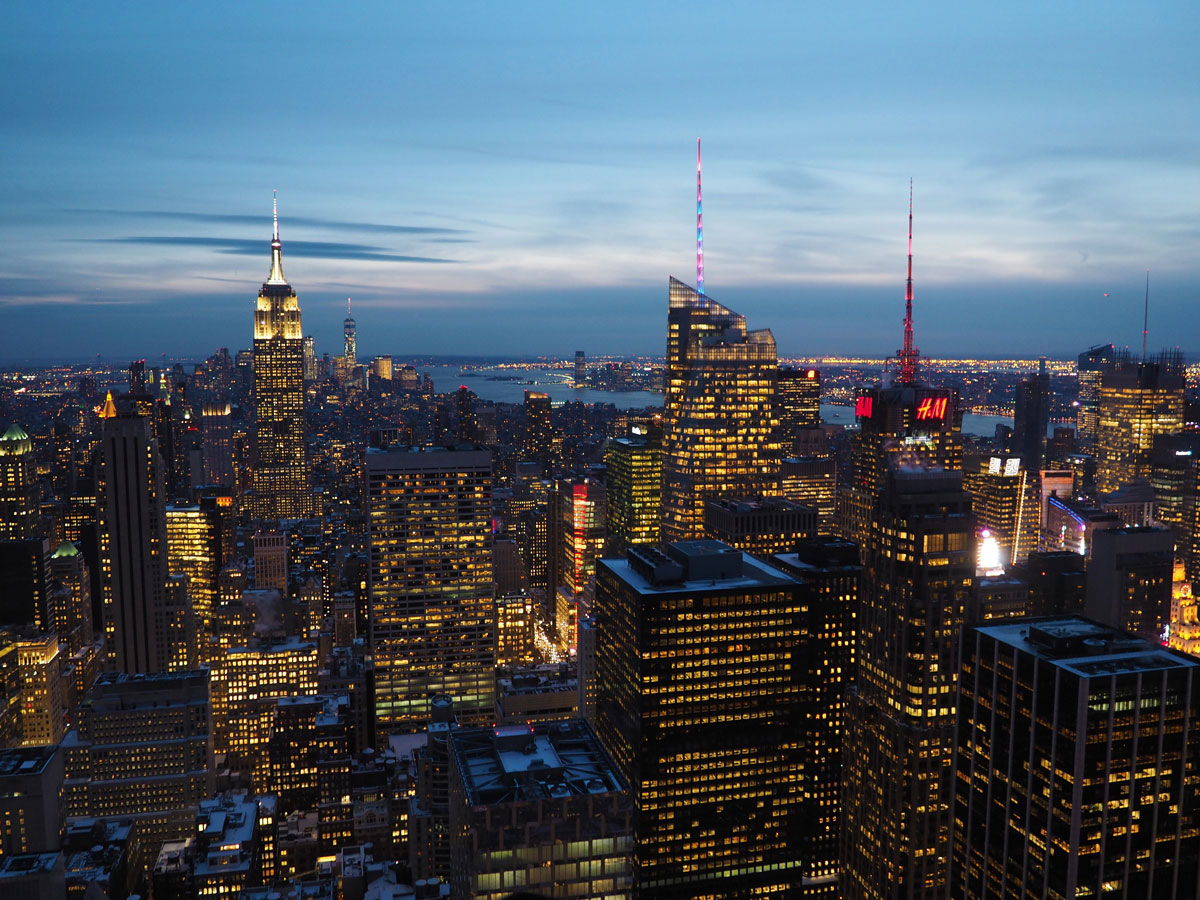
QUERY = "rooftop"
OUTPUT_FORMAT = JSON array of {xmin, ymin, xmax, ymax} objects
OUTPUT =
[
  {"xmin": 976, "ymin": 617, "xmax": 1200, "ymax": 678},
  {"xmin": 450, "ymin": 719, "xmax": 627, "ymax": 807},
  {"xmin": 0, "ymin": 744, "xmax": 57, "ymax": 778},
  {"xmin": 603, "ymin": 541, "xmax": 797, "ymax": 595}
]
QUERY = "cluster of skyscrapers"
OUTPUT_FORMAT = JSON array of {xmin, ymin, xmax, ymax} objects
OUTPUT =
[{"xmin": 0, "ymin": 171, "xmax": 1197, "ymax": 900}]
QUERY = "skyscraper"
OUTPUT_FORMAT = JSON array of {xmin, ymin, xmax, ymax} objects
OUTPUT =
[
  {"xmin": 595, "ymin": 540, "xmax": 818, "ymax": 898},
  {"xmin": 0, "ymin": 424, "xmax": 37, "ymax": 540},
  {"xmin": 523, "ymin": 390, "xmax": 553, "ymax": 475},
  {"xmin": 661, "ymin": 277, "xmax": 780, "ymax": 541},
  {"xmin": 574, "ymin": 349, "xmax": 586, "ymax": 385},
  {"xmin": 1095, "ymin": 349, "xmax": 1185, "ymax": 494},
  {"xmin": 604, "ymin": 426, "xmax": 662, "ymax": 555},
  {"xmin": 165, "ymin": 503, "xmax": 221, "ymax": 656},
  {"xmin": 953, "ymin": 619, "xmax": 1200, "ymax": 899},
  {"xmin": 777, "ymin": 365, "xmax": 821, "ymax": 453},
  {"xmin": 1084, "ymin": 524, "xmax": 1174, "ymax": 642},
  {"xmin": 1012, "ymin": 357, "xmax": 1049, "ymax": 469},
  {"xmin": 343, "ymin": 297, "xmax": 356, "ymax": 365},
  {"xmin": 841, "ymin": 470, "xmax": 974, "ymax": 900},
  {"xmin": 366, "ymin": 444, "xmax": 494, "ymax": 733},
  {"xmin": 98, "ymin": 402, "xmax": 186, "ymax": 674},
  {"xmin": 250, "ymin": 197, "xmax": 314, "ymax": 519},
  {"xmin": 842, "ymin": 189, "xmax": 975, "ymax": 900},
  {"xmin": 1076, "ymin": 342, "xmax": 1114, "ymax": 451},
  {"xmin": 200, "ymin": 402, "xmax": 234, "ymax": 488},
  {"xmin": 963, "ymin": 456, "xmax": 1038, "ymax": 567}
]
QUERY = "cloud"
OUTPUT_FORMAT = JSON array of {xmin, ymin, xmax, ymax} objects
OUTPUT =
[
  {"xmin": 65, "ymin": 208, "xmax": 469, "ymax": 237},
  {"xmin": 85, "ymin": 236, "xmax": 458, "ymax": 264}
]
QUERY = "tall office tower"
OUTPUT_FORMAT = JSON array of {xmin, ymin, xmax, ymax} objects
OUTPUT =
[
  {"xmin": 1151, "ymin": 433, "xmax": 1200, "ymax": 580},
  {"xmin": 1096, "ymin": 349, "xmax": 1185, "ymax": 494},
  {"xmin": 48, "ymin": 542, "xmax": 93, "ymax": 654},
  {"xmin": 251, "ymin": 198, "xmax": 314, "ymax": 520},
  {"xmin": 704, "ymin": 496, "xmax": 816, "ymax": 559},
  {"xmin": 0, "ymin": 537, "xmax": 50, "ymax": 630},
  {"xmin": 128, "ymin": 358, "xmax": 149, "ymax": 396},
  {"xmin": 605, "ymin": 427, "xmax": 662, "ymax": 555},
  {"xmin": 661, "ymin": 277, "xmax": 780, "ymax": 541},
  {"xmin": 301, "ymin": 335, "xmax": 316, "ymax": 382},
  {"xmin": 963, "ymin": 456, "xmax": 1038, "ymax": 567},
  {"xmin": 208, "ymin": 636, "xmax": 319, "ymax": 756},
  {"xmin": 953, "ymin": 619, "xmax": 1200, "ymax": 900},
  {"xmin": 574, "ymin": 349, "xmax": 586, "ymax": 385},
  {"xmin": 524, "ymin": 390, "xmax": 554, "ymax": 474},
  {"xmin": 366, "ymin": 445, "xmax": 495, "ymax": 733},
  {"xmin": 1022, "ymin": 550, "xmax": 1087, "ymax": 617},
  {"xmin": 200, "ymin": 402, "xmax": 234, "ymax": 487},
  {"xmin": 447, "ymin": 720, "xmax": 634, "ymax": 900},
  {"xmin": 343, "ymin": 297, "xmax": 356, "ymax": 365},
  {"xmin": 0, "ymin": 424, "xmax": 37, "ymax": 540},
  {"xmin": 98, "ymin": 403, "xmax": 180, "ymax": 674},
  {"xmin": 841, "ymin": 469, "xmax": 975, "ymax": 900},
  {"xmin": 62, "ymin": 670, "xmax": 214, "ymax": 829},
  {"xmin": 597, "ymin": 540, "xmax": 829, "ymax": 898},
  {"xmin": 1085, "ymin": 524, "xmax": 1174, "ymax": 642},
  {"xmin": 1012, "ymin": 357, "xmax": 1050, "ymax": 469},
  {"xmin": 16, "ymin": 635, "xmax": 64, "ymax": 746},
  {"xmin": 777, "ymin": 365, "xmax": 821, "ymax": 453},
  {"xmin": 782, "ymin": 456, "xmax": 836, "ymax": 532},
  {"xmin": 455, "ymin": 386, "xmax": 477, "ymax": 442},
  {"xmin": 372, "ymin": 354, "xmax": 393, "ymax": 383},
  {"xmin": 557, "ymin": 476, "xmax": 606, "ymax": 595},
  {"xmin": 772, "ymin": 537, "xmax": 861, "ymax": 896},
  {"xmin": 1076, "ymin": 342, "xmax": 1114, "ymax": 450},
  {"xmin": 253, "ymin": 529, "xmax": 288, "ymax": 592},
  {"xmin": 166, "ymin": 503, "xmax": 220, "ymax": 654}
]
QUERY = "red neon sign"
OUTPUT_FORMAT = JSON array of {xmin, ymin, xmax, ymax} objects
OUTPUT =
[
  {"xmin": 806, "ymin": 369, "xmax": 817, "ymax": 379},
  {"xmin": 915, "ymin": 397, "xmax": 948, "ymax": 420},
  {"xmin": 855, "ymin": 396, "xmax": 873, "ymax": 418}
]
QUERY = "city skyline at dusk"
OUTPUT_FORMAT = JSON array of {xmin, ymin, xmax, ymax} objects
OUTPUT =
[{"xmin": 3, "ymin": 2, "xmax": 1198, "ymax": 361}]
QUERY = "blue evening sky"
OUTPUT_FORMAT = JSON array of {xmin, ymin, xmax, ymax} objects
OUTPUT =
[{"xmin": 1, "ymin": 2, "xmax": 1197, "ymax": 362}]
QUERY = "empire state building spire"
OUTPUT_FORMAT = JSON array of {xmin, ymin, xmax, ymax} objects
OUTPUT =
[{"xmin": 267, "ymin": 190, "xmax": 288, "ymax": 285}]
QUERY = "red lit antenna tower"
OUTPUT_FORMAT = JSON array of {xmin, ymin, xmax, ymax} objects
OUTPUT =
[{"xmin": 897, "ymin": 180, "xmax": 919, "ymax": 384}]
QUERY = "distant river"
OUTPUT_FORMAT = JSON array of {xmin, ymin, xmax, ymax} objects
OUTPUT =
[{"xmin": 420, "ymin": 367, "xmax": 1059, "ymax": 438}]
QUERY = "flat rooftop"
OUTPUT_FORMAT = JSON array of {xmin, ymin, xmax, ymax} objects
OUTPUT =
[
  {"xmin": 601, "ymin": 546, "xmax": 798, "ymax": 596},
  {"xmin": 977, "ymin": 617, "xmax": 1200, "ymax": 678},
  {"xmin": 450, "ymin": 719, "xmax": 626, "ymax": 807},
  {"xmin": 0, "ymin": 744, "xmax": 57, "ymax": 778}
]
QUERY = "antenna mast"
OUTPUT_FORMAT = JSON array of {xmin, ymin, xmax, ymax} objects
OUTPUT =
[
  {"xmin": 898, "ymin": 181, "xmax": 919, "ymax": 384},
  {"xmin": 696, "ymin": 138, "xmax": 704, "ymax": 294},
  {"xmin": 1142, "ymin": 269, "xmax": 1150, "ymax": 363}
]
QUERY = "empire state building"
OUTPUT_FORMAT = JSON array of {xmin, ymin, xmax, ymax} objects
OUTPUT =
[{"xmin": 250, "ymin": 197, "xmax": 314, "ymax": 519}]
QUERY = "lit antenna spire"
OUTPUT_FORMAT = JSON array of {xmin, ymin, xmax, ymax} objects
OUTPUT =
[
  {"xmin": 1142, "ymin": 269, "xmax": 1150, "ymax": 363},
  {"xmin": 897, "ymin": 180, "xmax": 919, "ymax": 384},
  {"xmin": 267, "ymin": 190, "xmax": 287, "ymax": 284},
  {"xmin": 347, "ymin": 297, "xmax": 352, "ymax": 317},
  {"xmin": 696, "ymin": 138, "xmax": 704, "ymax": 294}
]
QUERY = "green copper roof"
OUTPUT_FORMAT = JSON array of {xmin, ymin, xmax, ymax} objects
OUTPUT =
[
  {"xmin": 0, "ymin": 424, "xmax": 32, "ymax": 455},
  {"xmin": 51, "ymin": 542, "xmax": 81, "ymax": 559}
]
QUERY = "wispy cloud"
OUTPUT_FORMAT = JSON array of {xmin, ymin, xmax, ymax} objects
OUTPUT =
[
  {"xmin": 66, "ymin": 208, "xmax": 469, "ymax": 237},
  {"xmin": 85, "ymin": 236, "xmax": 458, "ymax": 264}
]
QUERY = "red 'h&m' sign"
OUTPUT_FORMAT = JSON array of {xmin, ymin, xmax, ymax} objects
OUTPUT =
[
  {"xmin": 855, "ymin": 396, "xmax": 873, "ymax": 418},
  {"xmin": 915, "ymin": 396, "xmax": 948, "ymax": 421}
]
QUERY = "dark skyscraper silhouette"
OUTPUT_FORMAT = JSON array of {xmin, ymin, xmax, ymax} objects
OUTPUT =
[{"xmin": 1012, "ymin": 357, "xmax": 1050, "ymax": 469}]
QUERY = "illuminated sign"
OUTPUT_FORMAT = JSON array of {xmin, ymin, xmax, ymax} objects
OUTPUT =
[
  {"xmin": 915, "ymin": 396, "xmax": 948, "ymax": 421},
  {"xmin": 1004, "ymin": 458, "xmax": 1021, "ymax": 477},
  {"xmin": 806, "ymin": 369, "xmax": 817, "ymax": 379},
  {"xmin": 988, "ymin": 457, "xmax": 1002, "ymax": 475},
  {"xmin": 855, "ymin": 396, "xmax": 873, "ymax": 418}
]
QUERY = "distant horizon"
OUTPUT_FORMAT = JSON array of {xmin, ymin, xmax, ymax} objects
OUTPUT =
[{"xmin": 3, "ymin": 4, "xmax": 1197, "ymax": 361}]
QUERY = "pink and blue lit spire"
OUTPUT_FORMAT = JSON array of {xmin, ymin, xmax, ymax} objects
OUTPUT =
[{"xmin": 696, "ymin": 138, "xmax": 705, "ymax": 294}]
